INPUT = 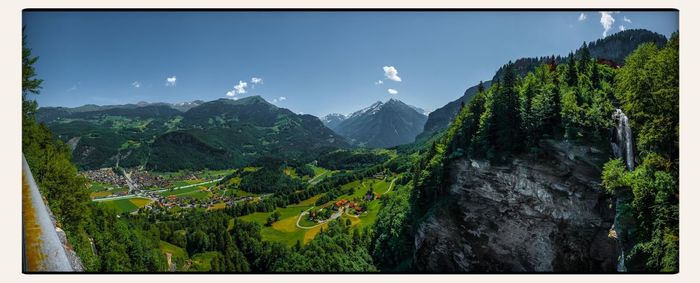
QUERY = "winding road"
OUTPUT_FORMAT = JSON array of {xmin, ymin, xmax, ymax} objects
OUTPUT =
[{"xmin": 294, "ymin": 177, "xmax": 398, "ymax": 229}]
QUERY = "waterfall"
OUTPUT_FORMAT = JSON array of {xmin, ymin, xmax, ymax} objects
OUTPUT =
[
  {"xmin": 611, "ymin": 108, "xmax": 635, "ymax": 272},
  {"xmin": 612, "ymin": 109, "xmax": 635, "ymax": 171}
]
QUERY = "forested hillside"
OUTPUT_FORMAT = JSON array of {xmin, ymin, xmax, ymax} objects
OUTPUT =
[
  {"xmin": 409, "ymin": 33, "xmax": 678, "ymax": 272},
  {"xmin": 37, "ymin": 96, "xmax": 348, "ymax": 171}
]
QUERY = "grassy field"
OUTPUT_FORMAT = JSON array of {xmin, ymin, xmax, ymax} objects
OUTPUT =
[
  {"xmin": 176, "ymin": 190, "xmax": 211, "ymax": 200},
  {"xmin": 168, "ymin": 179, "xmax": 206, "ymax": 189},
  {"xmin": 307, "ymin": 166, "xmax": 332, "ymax": 185},
  {"xmin": 159, "ymin": 240, "xmax": 188, "ymax": 270},
  {"xmin": 207, "ymin": 202, "xmax": 226, "ymax": 211},
  {"xmin": 229, "ymin": 177, "xmax": 396, "ymax": 247},
  {"xmin": 99, "ymin": 197, "xmax": 153, "ymax": 214},
  {"xmin": 160, "ymin": 185, "xmax": 208, "ymax": 197},
  {"xmin": 189, "ymin": 251, "xmax": 220, "ymax": 272},
  {"xmin": 90, "ymin": 190, "xmax": 113, "ymax": 199}
]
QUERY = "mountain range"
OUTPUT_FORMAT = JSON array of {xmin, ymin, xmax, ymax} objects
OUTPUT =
[
  {"xmin": 322, "ymin": 99, "xmax": 428, "ymax": 148},
  {"xmin": 38, "ymin": 96, "xmax": 347, "ymax": 171}
]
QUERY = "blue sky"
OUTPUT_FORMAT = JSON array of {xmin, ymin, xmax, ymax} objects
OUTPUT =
[{"xmin": 23, "ymin": 11, "xmax": 678, "ymax": 117}]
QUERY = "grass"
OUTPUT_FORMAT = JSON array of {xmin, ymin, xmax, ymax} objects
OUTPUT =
[
  {"xmin": 200, "ymin": 168, "xmax": 237, "ymax": 179},
  {"xmin": 159, "ymin": 240, "xmax": 187, "ymax": 259},
  {"xmin": 207, "ymin": 202, "xmax": 226, "ymax": 211},
  {"xmin": 229, "ymin": 177, "xmax": 395, "ymax": 247},
  {"xmin": 190, "ymin": 251, "xmax": 220, "ymax": 272},
  {"xmin": 130, "ymin": 198, "xmax": 154, "ymax": 207},
  {"xmin": 89, "ymin": 182, "xmax": 126, "ymax": 192},
  {"xmin": 293, "ymin": 194, "xmax": 321, "ymax": 207},
  {"xmin": 307, "ymin": 166, "xmax": 331, "ymax": 185},
  {"xmin": 160, "ymin": 185, "xmax": 204, "ymax": 197},
  {"xmin": 98, "ymin": 197, "xmax": 153, "ymax": 214},
  {"xmin": 177, "ymin": 190, "xmax": 211, "ymax": 200},
  {"xmin": 90, "ymin": 190, "xmax": 112, "ymax": 199},
  {"xmin": 168, "ymin": 179, "xmax": 205, "ymax": 189},
  {"xmin": 283, "ymin": 167, "xmax": 297, "ymax": 178}
]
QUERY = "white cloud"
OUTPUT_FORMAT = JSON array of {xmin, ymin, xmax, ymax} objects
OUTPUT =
[
  {"xmin": 375, "ymin": 80, "xmax": 384, "ymax": 85},
  {"xmin": 387, "ymin": 88, "xmax": 398, "ymax": 95},
  {"xmin": 233, "ymin": 80, "xmax": 248, "ymax": 94},
  {"xmin": 619, "ymin": 25, "xmax": 626, "ymax": 31},
  {"xmin": 578, "ymin": 13, "xmax": 587, "ymax": 21},
  {"xmin": 623, "ymin": 16, "xmax": 632, "ymax": 23},
  {"xmin": 166, "ymin": 76, "xmax": 177, "ymax": 86},
  {"xmin": 272, "ymin": 98, "xmax": 278, "ymax": 103},
  {"xmin": 251, "ymin": 77, "xmax": 263, "ymax": 84},
  {"xmin": 383, "ymin": 66, "xmax": 402, "ymax": 82},
  {"xmin": 132, "ymin": 81, "xmax": 141, "ymax": 88},
  {"xmin": 599, "ymin": 12, "xmax": 616, "ymax": 37},
  {"xmin": 279, "ymin": 96, "xmax": 287, "ymax": 101},
  {"xmin": 225, "ymin": 80, "xmax": 251, "ymax": 97}
]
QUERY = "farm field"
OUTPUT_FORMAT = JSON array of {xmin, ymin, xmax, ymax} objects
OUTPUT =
[
  {"xmin": 98, "ymin": 197, "xmax": 154, "ymax": 214},
  {"xmin": 231, "ymin": 176, "xmax": 397, "ymax": 247},
  {"xmin": 160, "ymin": 185, "xmax": 207, "ymax": 197}
]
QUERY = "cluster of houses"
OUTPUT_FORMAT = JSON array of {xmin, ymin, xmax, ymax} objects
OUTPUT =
[
  {"xmin": 80, "ymin": 168, "xmax": 128, "ymax": 188},
  {"xmin": 309, "ymin": 189, "xmax": 381, "ymax": 222},
  {"xmin": 126, "ymin": 169, "xmax": 171, "ymax": 190}
]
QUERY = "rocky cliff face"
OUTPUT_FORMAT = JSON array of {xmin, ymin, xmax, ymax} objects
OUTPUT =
[{"xmin": 414, "ymin": 140, "xmax": 618, "ymax": 272}]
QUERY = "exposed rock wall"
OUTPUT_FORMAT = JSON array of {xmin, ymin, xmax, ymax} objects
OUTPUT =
[{"xmin": 414, "ymin": 141, "xmax": 617, "ymax": 272}]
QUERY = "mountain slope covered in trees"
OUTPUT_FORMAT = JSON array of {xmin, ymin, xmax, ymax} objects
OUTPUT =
[
  {"xmin": 407, "ymin": 33, "xmax": 678, "ymax": 272},
  {"xmin": 37, "ymin": 96, "xmax": 348, "ymax": 170}
]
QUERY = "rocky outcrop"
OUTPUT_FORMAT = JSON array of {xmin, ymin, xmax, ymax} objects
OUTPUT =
[{"xmin": 414, "ymin": 140, "xmax": 617, "ymax": 272}]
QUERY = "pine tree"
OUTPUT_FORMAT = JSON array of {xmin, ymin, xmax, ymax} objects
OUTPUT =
[{"xmin": 578, "ymin": 42, "xmax": 591, "ymax": 73}]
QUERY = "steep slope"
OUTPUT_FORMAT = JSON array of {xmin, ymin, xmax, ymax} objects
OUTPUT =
[
  {"xmin": 415, "ymin": 29, "xmax": 666, "ymax": 145},
  {"xmin": 332, "ymin": 99, "xmax": 427, "ymax": 148},
  {"xmin": 141, "ymin": 96, "xmax": 350, "ymax": 171},
  {"xmin": 414, "ymin": 140, "xmax": 617, "ymax": 272},
  {"xmin": 416, "ymin": 81, "xmax": 492, "ymax": 142}
]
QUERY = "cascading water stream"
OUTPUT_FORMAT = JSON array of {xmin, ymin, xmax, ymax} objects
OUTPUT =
[
  {"xmin": 611, "ymin": 108, "xmax": 635, "ymax": 272},
  {"xmin": 613, "ymin": 109, "xmax": 636, "ymax": 171}
]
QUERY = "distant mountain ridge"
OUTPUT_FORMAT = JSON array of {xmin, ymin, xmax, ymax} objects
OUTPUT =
[
  {"xmin": 36, "ymin": 96, "xmax": 348, "ymax": 171},
  {"xmin": 321, "ymin": 113, "xmax": 347, "ymax": 130},
  {"xmin": 331, "ymin": 99, "xmax": 427, "ymax": 148},
  {"xmin": 37, "ymin": 100, "xmax": 204, "ymax": 122},
  {"xmin": 416, "ymin": 80, "xmax": 492, "ymax": 142}
]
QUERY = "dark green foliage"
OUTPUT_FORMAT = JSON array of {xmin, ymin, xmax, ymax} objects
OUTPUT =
[
  {"xmin": 147, "ymin": 130, "xmax": 234, "ymax": 171},
  {"xmin": 272, "ymin": 220, "xmax": 377, "ymax": 272},
  {"xmin": 584, "ymin": 29, "xmax": 667, "ymax": 65},
  {"xmin": 615, "ymin": 34, "xmax": 679, "ymax": 162},
  {"xmin": 37, "ymin": 95, "xmax": 349, "ymax": 171},
  {"xmin": 318, "ymin": 149, "xmax": 391, "ymax": 170},
  {"xmin": 239, "ymin": 166, "xmax": 304, "ymax": 194},
  {"xmin": 602, "ymin": 34, "xmax": 679, "ymax": 273},
  {"xmin": 23, "ymin": 37, "xmax": 165, "ymax": 272},
  {"xmin": 417, "ymin": 80, "xmax": 493, "ymax": 142},
  {"xmin": 370, "ymin": 187, "xmax": 412, "ymax": 270}
]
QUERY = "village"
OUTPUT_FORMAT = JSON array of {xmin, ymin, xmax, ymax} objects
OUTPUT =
[{"xmin": 86, "ymin": 167, "xmax": 259, "ymax": 214}]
